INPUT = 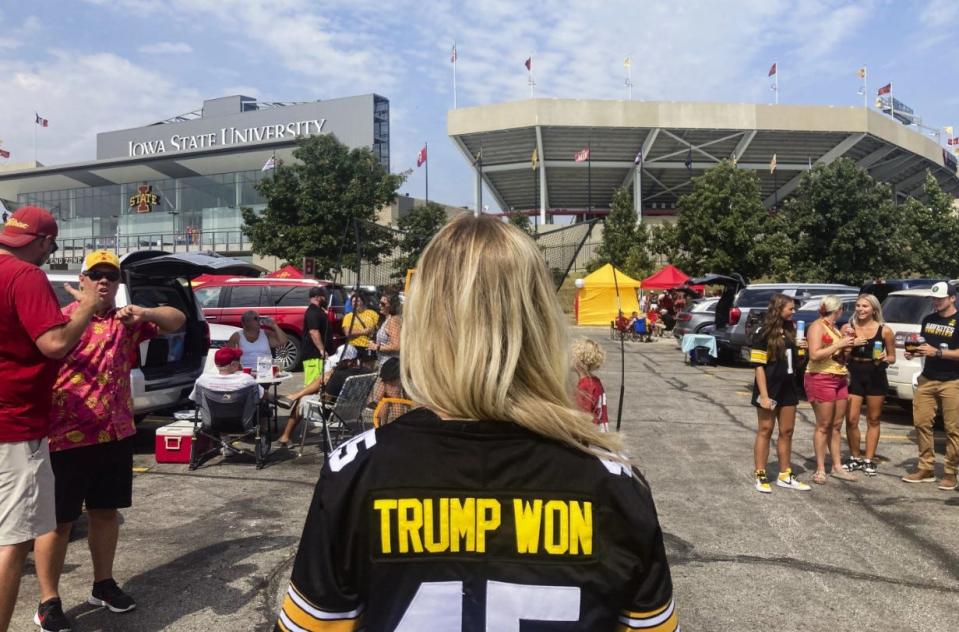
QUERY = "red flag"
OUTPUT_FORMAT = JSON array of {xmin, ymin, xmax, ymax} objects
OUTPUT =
[
  {"xmin": 877, "ymin": 83, "xmax": 891, "ymax": 96},
  {"xmin": 524, "ymin": 57, "xmax": 532, "ymax": 71},
  {"xmin": 574, "ymin": 147, "xmax": 590, "ymax": 162},
  {"xmin": 768, "ymin": 62, "xmax": 777, "ymax": 77},
  {"xmin": 0, "ymin": 149, "xmax": 9, "ymax": 159},
  {"xmin": 948, "ymin": 138, "xmax": 959, "ymax": 146},
  {"xmin": 417, "ymin": 145, "xmax": 427, "ymax": 167}
]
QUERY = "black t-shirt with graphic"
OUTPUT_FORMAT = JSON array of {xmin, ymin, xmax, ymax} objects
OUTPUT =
[{"xmin": 920, "ymin": 311, "xmax": 959, "ymax": 381}]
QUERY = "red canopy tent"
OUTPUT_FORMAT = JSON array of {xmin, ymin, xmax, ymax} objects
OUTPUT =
[
  {"xmin": 641, "ymin": 264, "xmax": 691, "ymax": 290},
  {"xmin": 266, "ymin": 264, "xmax": 304, "ymax": 279}
]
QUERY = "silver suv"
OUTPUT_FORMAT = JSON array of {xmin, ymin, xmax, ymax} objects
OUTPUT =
[
  {"xmin": 47, "ymin": 251, "xmax": 260, "ymax": 418},
  {"xmin": 712, "ymin": 282, "xmax": 860, "ymax": 361}
]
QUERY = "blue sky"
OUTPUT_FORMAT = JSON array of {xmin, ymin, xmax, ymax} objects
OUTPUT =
[{"xmin": 0, "ymin": 0, "xmax": 956, "ymax": 211}]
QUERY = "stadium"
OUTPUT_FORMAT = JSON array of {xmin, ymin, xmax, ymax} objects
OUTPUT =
[{"xmin": 447, "ymin": 98, "xmax": 959, "ymax": 222}]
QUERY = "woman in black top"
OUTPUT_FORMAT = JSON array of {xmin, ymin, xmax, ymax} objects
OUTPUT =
[
  {"xmin": 750, "ymin": 293, "xmax": 810, "ymax": 493},
  {"xmin": 842, "ymin": 293, "xmax": 895, "ymax": 476}
]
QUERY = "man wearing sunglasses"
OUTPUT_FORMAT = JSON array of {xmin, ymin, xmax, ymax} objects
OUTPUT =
[
  {"xmin": 32, "ymin": 250, "xmax": 185, "ymax": 631},
  {"xmin": 0, "ymin": 207, "xmax": 104, "ymax": 632}
]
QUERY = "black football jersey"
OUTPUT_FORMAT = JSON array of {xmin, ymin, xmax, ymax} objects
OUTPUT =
[{"xmin": 276, "ymin": 408, "xmax": 679, "ymax": 632}]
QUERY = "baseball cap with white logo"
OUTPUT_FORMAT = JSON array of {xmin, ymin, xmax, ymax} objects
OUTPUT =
[{"xmin": 930, "ymin": 282, "xmax": 956, "ymax": 298}]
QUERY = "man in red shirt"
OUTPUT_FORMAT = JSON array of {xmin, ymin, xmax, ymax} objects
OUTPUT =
[
  {"xmin": 0, "ymin": 207, "xmax": 101, "ymax": 632},
  {"xmin": 32, "ymin": 250, "xmax": 185, "ymax": 631}
]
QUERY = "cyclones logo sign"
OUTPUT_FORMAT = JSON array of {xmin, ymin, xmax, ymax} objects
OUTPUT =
[{"xmin": 129, "ymin": 183, "xmax": 160, "ymax": 213}]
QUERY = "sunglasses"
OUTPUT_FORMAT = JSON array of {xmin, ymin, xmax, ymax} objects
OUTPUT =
[
  {"xmin": 31, "ymin": 234, "xmax": 58, "ymax": 253},
  {"xmin": 86, "ymin": 269, "xmax": 120, "ymax": 282}
]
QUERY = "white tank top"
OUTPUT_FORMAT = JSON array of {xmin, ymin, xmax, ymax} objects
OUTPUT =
[{"xmin": 238, "ymin": 330, "xmax": 271, "ymax": 370}]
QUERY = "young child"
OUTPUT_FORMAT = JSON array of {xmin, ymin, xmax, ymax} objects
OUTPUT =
[{"xmin": 571, "ymin": 338, "xmax": 609, "ymax": 432}]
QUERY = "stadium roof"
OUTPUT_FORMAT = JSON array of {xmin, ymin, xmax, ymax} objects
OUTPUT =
[{"xmin": 447, "ymin": 99, "xmax": 959, "ymax": 214}]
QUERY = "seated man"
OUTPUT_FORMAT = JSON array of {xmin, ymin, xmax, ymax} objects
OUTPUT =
[
  {"xmin": 189, "ymin": 347, "xmax": 264, "ymax": 403},
  {"xmin": 227, "ymin": 310, "xmax": 288, "ymax": 371},
  {"xmin": 630, "ymin": 311, "xmax": 651, "ymax": 342},
  {"xmin": 275, "ymin": 347, "xmax": 377, "ymax": 447}
]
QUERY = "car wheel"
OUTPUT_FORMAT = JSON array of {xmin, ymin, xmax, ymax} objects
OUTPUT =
[{"xmin": 274, "ymin": 337, "xmax": 301, "ymax": 372}]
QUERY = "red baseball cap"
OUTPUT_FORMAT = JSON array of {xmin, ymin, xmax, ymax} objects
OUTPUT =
[
  {"xmin": 0, "ymin": 206, "xmax": 59, "ymax": 248},
  {"xmin": 213, "ymin": 347, "xmax": 244, "ymax": 367}
]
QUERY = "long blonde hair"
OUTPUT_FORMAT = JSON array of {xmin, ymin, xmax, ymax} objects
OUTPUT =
[{"xmin": 401, "ymin": 215, "xmax": 622, "ymax": 456}]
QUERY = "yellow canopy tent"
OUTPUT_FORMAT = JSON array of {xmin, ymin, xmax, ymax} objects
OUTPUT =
[{"xmin": 575, "ymin": 264, "xmax": 642, "ymax": 325}]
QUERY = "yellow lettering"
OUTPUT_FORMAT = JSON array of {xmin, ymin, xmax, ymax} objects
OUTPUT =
[
  {"xmin": 543, "ymin": 500, "xmax": 569, "ymax": 554},
  {"xmin": 373, "ymin": 499, "xmax": 397, "ymax": 554},
  {"xmin": 397, "ymin": 499, "xmax": 424, "ymax": 553},
  {"xmin": 513, "ymin": 499, "xmax": 543, "ymax": 554},
  {"xmin": 449, "ymin": 497, "xmax": 476, "ymax": 552},
  {"xmin": 475, "ymin": 499, "xmax": 501, "ymax": 553},
  {"xmin": 423, "ymin": 498, "xmax": 450, "ymax": 553},
  {"xmin": 569, "ymin": 501, "xmax": 593, "ymax": 555}
]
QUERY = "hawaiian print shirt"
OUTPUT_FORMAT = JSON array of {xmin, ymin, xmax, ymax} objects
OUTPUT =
[{"xmin": 48, "ymin": 303, "xmax": 158, "ymax": 452}]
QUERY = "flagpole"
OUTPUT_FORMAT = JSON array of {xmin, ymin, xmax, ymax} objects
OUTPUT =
[
  {"xmin": 889, "ymin": 84, "xmax": 895, "ymax": 122},
  {"xmin": 862, "ymin": 67, "xmax": 868, "ymax": 109},
  {"xmin": 775, "ymin": 65, "xmax": 779, "ymax": 104},
  {"xmin": 587, "ymin": 141, "xmax": 592, "ymax": 217},
  {"xmin": 452, "ymin": 43, "xmax": 458, "ymax": 109},
  {"xmin": 527, "ymin": 56, "xmax": 534, "ymax": 98},
  {"xmin": 33, "ymin": 116, "xmax": 37, "ymax": 163},
  {"xmin": 424, "ymin": 142, "xmax": 429, "ymax": 204}
]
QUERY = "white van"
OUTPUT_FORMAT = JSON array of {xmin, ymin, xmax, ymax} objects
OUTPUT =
[{"xmin": 882, "ymin": 288, "xmax": 937, "ymax": 401}]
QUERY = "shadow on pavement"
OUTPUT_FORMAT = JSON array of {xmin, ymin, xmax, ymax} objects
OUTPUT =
[{"xmin": 63, "ymin": 535, "xmax": 295, "ymax": 632}]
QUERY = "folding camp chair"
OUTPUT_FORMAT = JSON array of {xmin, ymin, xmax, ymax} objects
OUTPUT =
[
  {"xmin": 190, "ymin": 384, "xmax": 272, "ymax": 470},
  {"xmin": 299, "ymin": 372, "xmax": 378, "ymax": 457}
]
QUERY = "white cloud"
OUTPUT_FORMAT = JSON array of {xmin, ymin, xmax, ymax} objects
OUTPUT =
[
  {"xmin": 137, "ymin": 41, "xmax": 193, "ymax": 54},
  {"xmin": 0, "ymin": 51, "xmax": 200, "ymax": 165}
]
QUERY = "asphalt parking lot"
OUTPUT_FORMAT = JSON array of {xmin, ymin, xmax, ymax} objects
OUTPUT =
[{"xmin": 11, "ymin": 330, "xmax": 959, "ymax": 631}]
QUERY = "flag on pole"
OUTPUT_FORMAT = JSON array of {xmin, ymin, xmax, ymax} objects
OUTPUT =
[
  {"xmin": 948, "ymin": 138, "xmax": 959, "ymax": 146},
  {"xmin": 769, "ymin": 153, "xmax": 777, "ymax": 174},
  {"xmin": 0, "ymin": 149, "xmax": 9, "ymax": 159},
  {"xmin": 450, "ymin": 43, "xmax": 457, "ymax": 63},
  {"xmin": 417, "ymin": 145, "xmax": 428, "ymax": 167},
  {"xmin": 877, "ymin": 83, "xmax": 891, "ymax": 96},
  {"xmin": 945, "ymin": 126, "xmax": 954, "ymax": 136},
  {"xmin": 35, "ymin": 113, "xmax": 48, "ymax": 127},
  {"xmin": 574, "ymin": 147, "xmax": 590, "ymax": 162},
  {"xmin": 857, "ymin": 67, "xmax": 866, "ymax": 79},
  {"xmin": 261, "ymin": 156, "xmax": 275, "ymax": 171},
  {"xmin": 768, "ymin": 62, "xmax": 777, "ymax": 77},
  {"xmin": 524, "ymin": 57, "xmax": 532, "ymax": 71},
  {"xmin": 624, "ymin": 57, "xmax": 631, "ymax": 68},
  {"xmin": 531, "ymin": 147, "xmax": 539, "ymax": 171},
  {"xmin": 633, "ymin": 150, "xmax": 642, "ymax": 166},
  {"xmin": 684, "ymin": 147, "xmax": 693, "ymax": 170}
]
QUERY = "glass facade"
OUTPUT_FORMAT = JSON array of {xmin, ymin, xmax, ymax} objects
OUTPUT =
[
  {"xmin": 373, "ymin": 96, "xmax": 390, "ymax": 171},
  {"xmin": 17, "ymin": 169, "xmax": 271, "ymax": 252}
]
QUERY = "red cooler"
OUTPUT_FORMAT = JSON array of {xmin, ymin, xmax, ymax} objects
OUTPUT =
[{"xmin": 155, "ymin": 419, "xmax": 206, "ymax": 464}]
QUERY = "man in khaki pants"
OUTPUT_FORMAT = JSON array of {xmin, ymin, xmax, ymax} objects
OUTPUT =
[{"xmin": 903, "ymin": 282, "xmax": 959, "ymax": 491}]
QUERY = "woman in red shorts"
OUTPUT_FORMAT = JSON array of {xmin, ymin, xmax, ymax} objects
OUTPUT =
[{"xmin": 805, "ymin": 295, "xmax": 860, "ymax": 484}]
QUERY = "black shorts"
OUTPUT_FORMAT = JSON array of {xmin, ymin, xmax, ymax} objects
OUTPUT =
[
  {"xmin": 752, "ymin": 375, "xmax": 800, "ymax": 408},
  {"xmin": 49, "ymin": 437, "xmax": 134, "ymax": 523},
  {"xmin": 847, "ymin": 362, "xmax": 889, "ymax": 397}
]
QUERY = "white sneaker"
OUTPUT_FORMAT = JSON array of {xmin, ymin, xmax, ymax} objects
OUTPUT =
[
  {"xmin": 754, "ymin": 471, "xmax": 772, "ymax": 494},
  {"xmin": 776, "ymin": 473, "xmax": 811, "ymax": 491}
]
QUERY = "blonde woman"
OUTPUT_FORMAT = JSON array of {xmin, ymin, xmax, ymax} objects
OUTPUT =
[
  {"xmin": 842, "ymin": 294, "xmax": 895, "ymax": 476},
  {"xmin": 805, "ymin": 295, "xmax": 860, "ymax": 484},
  {"xmin": 571, "ymin": 338, "xmax": 608, "ymax": 431},
  {"xmin": 276, "ymin": 215, "xmax": 679, "ymax": 632}
]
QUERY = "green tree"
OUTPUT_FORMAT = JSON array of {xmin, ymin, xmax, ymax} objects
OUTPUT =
[
  {"xmin": 393, "ymin": 201, "xmax": 450, "ymax": 276},
  {"xmin": 648, "ymin": 222, "xmax": 683, "ymax": 266},
  {"xmin": 595, "ymin": 186, "xmax": 638, "ymax": 268},
  {"xmin": 781, "ymin": 158, "xmax": 911, "ymax": 284},
  {"xmin": 242, "ymin": 134, "xmax": 405, "ymax": 278},
  {"xmin": 508, "ymin": 210, "xmax": 534, "ymax": 235},
  {"xmin": 899, "ymin": 172, "xmax": 959, "ymax": 278},
  {"xmin": 673, "ymin": 160, "xmax": 781, "ymax": 280}
]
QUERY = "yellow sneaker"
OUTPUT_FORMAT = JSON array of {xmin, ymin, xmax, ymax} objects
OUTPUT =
[
  {"xmin": 777, "ymin": 469, "xmax": 811, "ymax": 491},
  {"xmin": 754, "ymin": 469, "xmax": 772, "ymax": 494}
]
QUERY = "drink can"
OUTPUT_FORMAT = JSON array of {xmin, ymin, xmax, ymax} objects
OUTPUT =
[
  {"xmin": 873, "ymin": 340, "xmax": 883, "ymax": 360},
  {"xmin": 796, "ymin": 320, "xmax": 806, "ymax": 340}
]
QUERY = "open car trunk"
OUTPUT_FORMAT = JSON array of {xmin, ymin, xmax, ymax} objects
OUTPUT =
[{"xmin": 122, "ymin": 251, "xmax": 262, "ymax": 383}]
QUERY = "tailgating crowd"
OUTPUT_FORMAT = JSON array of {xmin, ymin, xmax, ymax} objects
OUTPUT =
[
  {"xmin": 3, "ymin": 207, "xmax": 670, "ymax": 632},
  {"xmin": 749, "ymin": 287, "xmax": 959, "ymax": 494}
]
